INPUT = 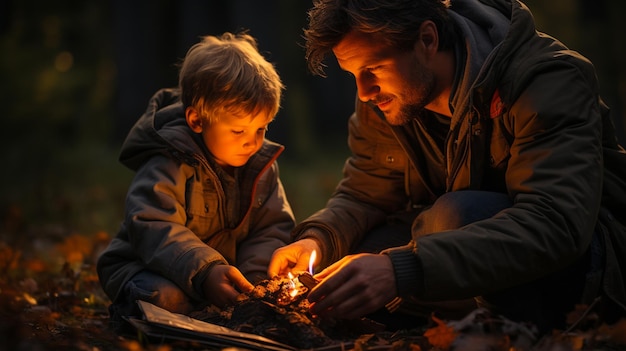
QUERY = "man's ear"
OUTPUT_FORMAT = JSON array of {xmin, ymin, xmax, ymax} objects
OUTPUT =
[
  {"xmin": 186, "ymin": 107, "xmax": 203, "ymax": 133},
  {"xmin": 416, "ymin": 20, "xmax": 439, "ymax": 57}
]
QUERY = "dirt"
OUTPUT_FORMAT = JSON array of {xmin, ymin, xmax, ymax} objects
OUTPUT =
[{"xmin": 2, "ymin": 232, "xmax": 626, "ymax": 351}]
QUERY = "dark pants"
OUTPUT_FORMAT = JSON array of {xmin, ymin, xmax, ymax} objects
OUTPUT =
[
  {"xmin": 107, "ymin": 270, "xmax": 205, "ymax": 334},
  {"xmin": 355, "ymin": 190, "xmax": 591, "ymax": 333}
]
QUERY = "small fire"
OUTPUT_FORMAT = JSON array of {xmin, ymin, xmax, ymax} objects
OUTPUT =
[
  {"xmin": 287, "ymin": 272, "xmax": 299, "ymax": 298},
  {"xmin": 280, "ymin": 250, "xmax": 320, "ymax": 304},
  {"xmin": 308, "ymin": 250, "xmax": 317, "ymax": 275}
]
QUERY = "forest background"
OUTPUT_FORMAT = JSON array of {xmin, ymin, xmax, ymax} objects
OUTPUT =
[{"xmin": 1, "ymin": 0, "xmax": 625, "ymax": 237}]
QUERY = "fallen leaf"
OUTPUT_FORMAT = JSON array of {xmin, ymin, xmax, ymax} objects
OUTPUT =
[{"xmin": 424, "ymin": 314, "xmax": 457, "ymax": 350}]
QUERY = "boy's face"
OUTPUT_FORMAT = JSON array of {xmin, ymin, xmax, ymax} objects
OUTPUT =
[{"xmin": 188, "ymin": 109, "xmax": 271, "ymax": 168}]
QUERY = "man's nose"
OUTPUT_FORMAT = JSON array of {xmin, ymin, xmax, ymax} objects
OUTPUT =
[{"xmin": 356, "ymin": 72, "xmax": 379, "ymax": 102}]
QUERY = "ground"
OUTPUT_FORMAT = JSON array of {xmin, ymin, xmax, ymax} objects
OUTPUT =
[{"xmin": 1, "ymin": 220, "xmax": 626, "ymax": 351}]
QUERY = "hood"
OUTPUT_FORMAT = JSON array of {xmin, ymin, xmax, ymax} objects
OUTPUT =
[
  {"xmin": 451, "ymin": 0, "xmax": 581, "ymax": 107},
  {"xmin": 119, "ymin": 88, "xmax": 203, "ymax": 171},
  {"xmin": 447, "ymin": 0, "xmax": 511, "ymax": 121}
]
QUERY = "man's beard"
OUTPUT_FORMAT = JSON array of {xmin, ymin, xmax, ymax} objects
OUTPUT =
[{"xmin": 385, "ymin": 65, "xmax": 436, "ymax": 126}]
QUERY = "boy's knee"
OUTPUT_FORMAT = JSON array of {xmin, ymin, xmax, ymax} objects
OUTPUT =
[
  {"xmin": 115, "ymin": 271, "xmax": 195, "ymax": 316},
  {"xmin": 153, "ymin": 282, "xmax": 195, "ymax": 314}
]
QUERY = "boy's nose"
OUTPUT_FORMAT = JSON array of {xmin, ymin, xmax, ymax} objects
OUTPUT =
[{"xmin": 244, "ymin": 135, "xmax": 260, "ymax": 149}]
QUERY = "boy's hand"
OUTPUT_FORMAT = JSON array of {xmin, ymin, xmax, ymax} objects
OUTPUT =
[
  {"xmin": 203, "ymin": 265, "xmax": 254, "ymax": 307},
  {"xmin": 268, "ymin": 238, "xmax": 320, "ymax": 277}
]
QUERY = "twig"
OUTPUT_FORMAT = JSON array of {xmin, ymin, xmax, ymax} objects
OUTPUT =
[{"xmin": 562, "ymin": 296, "xmax": 602, "ymax": 334}]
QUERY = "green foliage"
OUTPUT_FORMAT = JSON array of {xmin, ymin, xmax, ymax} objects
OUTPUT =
[{"xmin": 0, "ymin": 1, "xmax": 115, "ymax": 147}]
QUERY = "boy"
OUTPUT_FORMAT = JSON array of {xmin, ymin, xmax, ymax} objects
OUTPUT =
[{"xmin": 97, "ymin": 32, "xmax": 295, "ymax": 329}]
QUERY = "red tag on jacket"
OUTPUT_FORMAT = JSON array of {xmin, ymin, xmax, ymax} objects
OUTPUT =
[{"xmin": 490, "ymin": 89, "xmax": 503, "ymax": 118}]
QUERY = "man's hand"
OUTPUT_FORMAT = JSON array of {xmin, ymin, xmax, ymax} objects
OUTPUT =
[
  {"xmin": 307, "ymin": 253, "xmax": 397, "ymax": 320},
  {"xmin": 268, "ymin": 238, "xmax": 320, "ymax": 277},
  {"xmin": 203, "ymin": 265, "xmax": 254, "ymax": 307}
]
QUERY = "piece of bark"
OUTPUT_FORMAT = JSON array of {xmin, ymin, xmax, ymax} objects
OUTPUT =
[{"xmin": 297, "ymin": 272, "xmax": 319, "ymax": 291}]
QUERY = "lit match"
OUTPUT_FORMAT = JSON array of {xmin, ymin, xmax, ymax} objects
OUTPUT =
[{"xmin": 299, "ymin": 250, "xmax": 319, "ymax": 290}]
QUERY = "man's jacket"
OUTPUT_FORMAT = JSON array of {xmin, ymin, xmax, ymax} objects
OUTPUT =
[
  {"xmin": 97, "ymin": 88, "xmax": 295, "ymax": 302},
  {"xmin": 294, "ymin": 0, "xmax": 626, "ymax": 312}
]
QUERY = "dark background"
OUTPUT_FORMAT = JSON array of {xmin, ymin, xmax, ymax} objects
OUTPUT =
[{"xmin": 1, "ymin": 0, "xmax": 624, "ymax": 239}]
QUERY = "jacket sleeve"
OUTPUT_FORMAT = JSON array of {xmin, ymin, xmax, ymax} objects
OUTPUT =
[
  {"xmin": 391, "ymin": 59, "xmax": 605, "ymax": 300},
  {"xmin": 124, "ymin": 155, "xmax": 228, "ymax": 301},
  {"xmin": 294, "ymin": 100, "xmax": 411, "ymax": 267},
  {"xmin": 236, "ymin": 162, "xmax": 296, "ymax": 283}
]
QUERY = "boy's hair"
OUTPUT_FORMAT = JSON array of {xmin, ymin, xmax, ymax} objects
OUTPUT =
[
  {"xmin": 304, "ymin": 0, "xmax": 455, "ymax": 77},
  {"xmin": 179, "ymin": 32, "xmax": 284, "ymax": 124}
]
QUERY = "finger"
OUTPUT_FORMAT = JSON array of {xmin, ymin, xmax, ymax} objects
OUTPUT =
[
  {"xmin": 309, "ymin": 278, "xmax": 357, "ymax": 316},
  {"xmin": 291, "ymin": 260, "xmax": 311, "ymax": 275},
  {"xmin": 309, "ymin": 257, "xmax": 382, "ymax": 318},
  {"xmin": 307, "ymin": 262, "xmax": 350, "ymax": 304},
  {"xmin": 323, "ymin": 288, "xmax": 381, "ymax": 319},
  {"xmin": 320, "ymin": 257, "xmax": 395, "ymax": 319},
  {"xmin": 226, "ymin": 267, "xmax": 254, "ymax": 293},
  {"xmin": 267, "ymin": 257, "xmax": 288, "ymax": 278},
  {"xmin": 268, "ymin": 247, "xmax": 295, "ymax": 278},
  {"xmin": 218, "ymin": 285, "xmax": 241, "ymax": 306},
  {"xmin": 312, "ymin": 255, "xmax": 349, "ymax": 281}
]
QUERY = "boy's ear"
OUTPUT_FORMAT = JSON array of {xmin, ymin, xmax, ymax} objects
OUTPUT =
[{"xmin": 185, "ymin": 107, "xmax": 203, "ymax": 133}]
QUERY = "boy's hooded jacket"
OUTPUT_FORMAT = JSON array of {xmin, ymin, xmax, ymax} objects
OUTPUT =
[
  {"xmin": 295, "ymin": 0, "xmax": 626, "ymax": 314},
  {"xmin": 97, "ymin": 88, "xmax": 295, "ymax": 303}
]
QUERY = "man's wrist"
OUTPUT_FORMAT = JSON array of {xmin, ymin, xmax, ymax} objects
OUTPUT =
[{"xmin": 382, "ymin": 245, "xmax": 423, "ymax": 297}]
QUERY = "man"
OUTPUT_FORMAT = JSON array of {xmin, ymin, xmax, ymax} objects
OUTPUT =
[{"xmin": 269, "ymin": 0, "xmax": 626, "ymax": 333}]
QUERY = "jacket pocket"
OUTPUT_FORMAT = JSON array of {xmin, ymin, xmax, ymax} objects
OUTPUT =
[
  {"xmin": 372, "ymin": 143, "xmax": 407, "ymax": 172},
  {"xmin": 186, "ymin": 178, "xmax": 222, "ymax": 240}
]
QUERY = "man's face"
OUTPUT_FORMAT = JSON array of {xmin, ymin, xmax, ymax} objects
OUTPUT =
[{"xmin": 333, "ymin": 31, "xmax": 435, "ymax": 125}]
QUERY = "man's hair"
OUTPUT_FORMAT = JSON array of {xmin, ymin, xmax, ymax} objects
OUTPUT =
[
  {"xmin": 178, "ymin": 32, "xmax": 284, "ymax": 124},
  {"xmin": 304, "ymin": 0, "xmax": 455, "ymax": 76}
]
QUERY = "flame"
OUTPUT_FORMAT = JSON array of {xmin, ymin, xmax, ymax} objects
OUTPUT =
[
  {"xmin": 287, "ymin": 272, "xmax": 299, "ymax": 298},
  {"xmin": 308, "ymin": 250, "xmax": 317, "ymax": 275}
]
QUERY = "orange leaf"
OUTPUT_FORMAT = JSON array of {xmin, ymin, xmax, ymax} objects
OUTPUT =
[
  {"xmin": 423, "ymin": 314, "xmax": 457, "ymax": 350},
  {"xmin": 55, "ymin": 233, "xmax": 92, "ymax": 264}
]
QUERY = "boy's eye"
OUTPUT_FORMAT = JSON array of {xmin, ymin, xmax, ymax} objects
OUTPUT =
[
  {"xmin": 232, "ymin": 130, "xmax": 244, "ymax": 135},
  {"xmin": 257, "ymin": 127, "xmax": 268, "ymax": 134}
]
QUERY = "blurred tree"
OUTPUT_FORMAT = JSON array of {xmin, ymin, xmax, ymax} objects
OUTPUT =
[
  {"xmin": 1, "ymin": 1, "xmax": 623, "ymax": 154},
  {"xmin": 0, "ymin": 1, "xmax": 623, "ymax": 231},
  {"xmin": 0, "ymin": 1, "xmax": 114, "ymax": 147}
]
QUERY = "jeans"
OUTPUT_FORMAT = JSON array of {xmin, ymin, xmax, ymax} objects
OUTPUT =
[{"xmin": 108, "ymin": 270, "xmax": 204, "ymax": 333}]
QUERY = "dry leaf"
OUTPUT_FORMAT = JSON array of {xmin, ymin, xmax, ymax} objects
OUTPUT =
[
  {"xmin": 0, "ymin": 241, "xmax": 21, "ymax": 274},
  {"xmin": 595, "ymin": 318, "xmax": 626, "ymax": 345},
  {"xmin": 56, "ymin": 233, "xmax": 93, "ymax": 264},
  {"xmin": 424, "ymin": 314, "xmax": 457, "ymax": 350}
]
